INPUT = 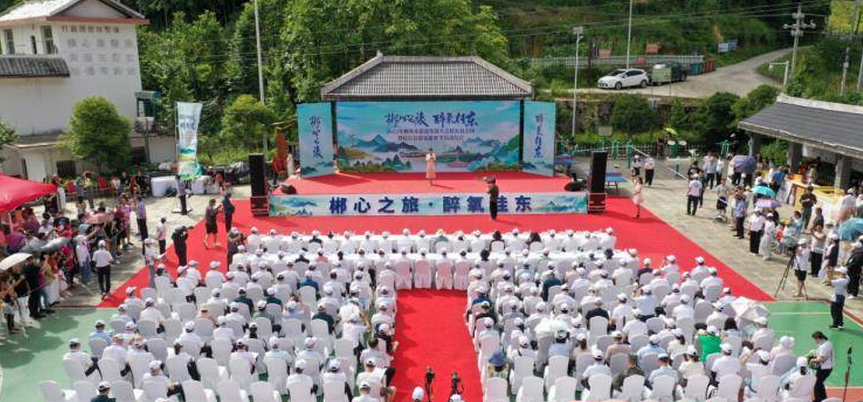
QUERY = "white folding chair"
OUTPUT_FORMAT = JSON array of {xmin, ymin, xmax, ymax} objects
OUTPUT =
[
  {"xmin": 181, "ymin": 379, "xmax": 217, "ymax": 402},
  {"xmin": 251, "ymin": 381, "xmax": 282, "ymax": 402},
  {"xmin": 197, "ymin": 357, "xmax": 229, "ymax": 390},
  {"xmin": 323, "ymin": 379, "xmax": 349, "ymax": 402},
  {"xmin": 484, "ymin": 377, "xmax": 509, "ymax": 402},
  {"xmin": 649, "ymin": 375, "xmax": 676, "ymax": 402},
  {"xmin": 73, "ymin": 381, "xmax": 98, "ymax": 402},
  {"xmin": 515, "ymin": 376, "xmax": 543, "ymax": 402},
  {"xmin": 39, "ymin": 380, "xmax": 76, "ymax": 402},
  {"xmin": 98, "ymin": 358, "xmax": 123, "ymax": 383},
  {"xmin": 229, "ymin": 356, "xmax": 255, "ymax": 391},
  {"xmin": 217, "ymin": 379, "xmax": 251, "ymax": 402},
  {"xmin": 685, "ymin": 374, "xmax": 711, "ymax": 402},
  {"xmin": 617, "ymin": 374, "xmax": 644, "ymax": 402},
  {"xmin": 547, "ymin": 376, "xmax": 577, "ymax": 402},
  {"xmin": 110, "ymin": 380, "xmax": 145, "ymax": 402}
]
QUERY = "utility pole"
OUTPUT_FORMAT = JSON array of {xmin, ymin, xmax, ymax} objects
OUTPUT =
[
  {"xmin": 784, "ymin": 3, "xmax": 816, "ymax": 76},
  {"xmin": 572, "ymin": 27, "xmax": 584, "ymax": 138},
  {"xmin": 625, "ymin": 0, "xmax": 634, "ymax": 68},
  {"xmin": 254, "ymin": 0, "xmax": 268, "ymax": 154},
  {"xmin": 841, "ymin": 0, "xmax": 861, "ymax": 96}
]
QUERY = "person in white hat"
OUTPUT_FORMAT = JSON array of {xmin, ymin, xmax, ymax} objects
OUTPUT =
[
  {"xmin": 710, "ymin": 343, "xmax": 741, "ymax": 383},
  {"xmin": 687, "ymin": 173, "xmax": 703, "ymax": 216},
  {"xmin": 748, "ymin": 208, "xmax": 766, "ymax": 255},
  {"xmin": 829, "ymin": 266, "xmax": 849, "ymax": 329},
  {"xmin": 92, "ymin": 239, "xmax": 114, "ymax": 299},
  {"xmin": 648, "ymin": 353, "xmax": 678, "ymax": 387},
  {"xmin": 794, "ymin": 238, "xmax": 811, "ymax": 297},
  {"xmin": 94, "ymin": 381, "xmax": 112, "ymax": 401},
  {"xmin": 581, "ymin": 349, "xmax": 611, "ymax": 387},
  {"xmin": 411, "ymin": 387, "xmax": 425, "ymax": 402},
  {"xmin": 352, "ymin": 381, "xmax": 377, "ymax": 402},
  {"xmin": 287, "ymin": 359, "xmax": 317, "ymax": 396}
]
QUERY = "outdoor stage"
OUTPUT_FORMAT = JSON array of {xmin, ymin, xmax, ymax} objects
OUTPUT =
[{"xmin": 270, "ymin": 171, "xmax": 589, "ymax": 217}]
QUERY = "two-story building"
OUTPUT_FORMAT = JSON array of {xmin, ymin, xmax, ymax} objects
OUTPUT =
[{"xmin": 0, "ymin": 0, "xmax": 175, "ymax": 181}]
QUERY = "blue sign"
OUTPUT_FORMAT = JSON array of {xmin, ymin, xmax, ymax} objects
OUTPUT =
[
  {"xmin": 298, "ymin": 103, "xmax": 335, "ymax": 177},
  {"xmin": 336, "ymin": 101, "xmax": 521, "ymax": 173},
  {"xmin": 522, "ymin": 101, "xmax": 557, "ymax": 176},
  {"xmin": 269, "ymin": 192, "xmax": 588, "ymax": 217}
]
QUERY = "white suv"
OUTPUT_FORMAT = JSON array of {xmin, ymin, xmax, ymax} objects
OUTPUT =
[{"xmin": 597, "ymin": 69, "xmax": 650, "ymax": 89}]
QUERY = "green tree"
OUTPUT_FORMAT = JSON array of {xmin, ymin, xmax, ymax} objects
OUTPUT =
[
  {"xmin": 220, "ymin": 94, "xmax": 277, "ymax": 150},
  {"xmin": 0, "ymin": 118, "xmax": 19, "ymax": 163},
  {"xmin": 610, "ymin": 94, "xmax": 656, "ymax": 135},
  {"xmin": 733, "ymin": 84, "xmax": 778, "ymax": 124},
  {"xmin": 695, "ymin": 92, "xmax": 740, "ymax": 146},
  {"xmin": 62, "ymin": 97, "xmax": 131, "ymax": 172},
  {"xmin": 666, "ymin": 98, "xmax": 692, "ymax": 131}
]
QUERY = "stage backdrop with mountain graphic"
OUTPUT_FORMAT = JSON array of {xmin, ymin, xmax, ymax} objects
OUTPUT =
[
  {"xmin": 336, "ymin": 101, "xmax": 521, "ymax": 173},
  {"xmin": 298, "ymin": 102, "xmax": 336, "ymax": 177},
  {"xmin": 522, "ymin": 101, "xmax": 556, "ymax": 177}
]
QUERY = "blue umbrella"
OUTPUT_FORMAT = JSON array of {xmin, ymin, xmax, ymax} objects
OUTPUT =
[
  {"xmin": 752, "ymin": 186, "xmax": 776, "ymax": 198},
  {"xmin": 838, "ymin": 218, "xmax": 863, "ymax": 241},
  {"xmin": 733, "ymin": 155, "xmax": 757, "ymax": 174}
]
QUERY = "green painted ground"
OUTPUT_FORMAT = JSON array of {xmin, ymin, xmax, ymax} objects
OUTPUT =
[
  {"xmin": 0, "ymin": 308, "xmax": 109, "ymax": 402},
  {"xmin": 767, "ymin": 301, "xmax": 863, "ymax": 387},
  {"xmin": 3, "ymin": 302, "xmax": 863, "ymax": 401}
]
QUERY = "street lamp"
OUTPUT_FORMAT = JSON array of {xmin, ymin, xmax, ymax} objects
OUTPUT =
[
  {"xmin": 768, "ymin": 61, "xmax": 790, "ymax": 88},
  {"xmin": 572, "ymin": 26, "xmax": 584, "ymax": 138}
]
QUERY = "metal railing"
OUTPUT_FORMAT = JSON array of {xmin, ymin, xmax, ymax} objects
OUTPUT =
[{"xmin": 529, "ymin": 54, "xmax": 705, "ymax": 69}]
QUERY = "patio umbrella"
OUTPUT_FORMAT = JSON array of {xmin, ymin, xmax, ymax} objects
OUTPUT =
[
  {"xmin": 754, "ymin": 198, "xmax": 780, "ymax": 210},
  {"xmin": 838, "ymin": 218, "xmax": 863, "ymax": 241},
  {"xmin": 732, "ymin": 155, "xmax": 757, "ymax": 174},
  {"xmin": 0, "ymin": 252, "xmax": 32, "ymax": 271},
  {"xmin": 752, "ymin": 186, "xmax": 776, "ymax": 198},
  {"xmin": 41, "ymin": 237, "xmax": 69, "ymax": 253},
  {"xmin": 534, "ymin": 318, "xmax": 570, "ymax": 336}
]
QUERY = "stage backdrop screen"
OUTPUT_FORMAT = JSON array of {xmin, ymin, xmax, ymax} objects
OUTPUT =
[
  {"xmin": 336, "ymin": 101, "xmax": 521, "ymax": 173},
  {"xmin": 522, "ymin": 101, "xmax": 557, "ymax": 176},
  {"xmin": 298, "ymin": 102, "xmax": 335, "ymax": 177}
]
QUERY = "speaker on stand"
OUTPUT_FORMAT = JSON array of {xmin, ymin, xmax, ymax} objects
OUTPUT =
[
  {"xmin": 248, "ymin": 153, "xmax": 269, "ymax": 216},
  {"xmin": 587, "ymin": 151, "xmax": 608, "ymax": 213}
]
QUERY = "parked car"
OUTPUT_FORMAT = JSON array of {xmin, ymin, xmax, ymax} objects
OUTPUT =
[
  {"xmin": 651, "ymin": 61, "xmax": 687, "ymax": 85},
  {"xmin": 597, "ymin": 68, "xmax": 650, "ymax": 89}
]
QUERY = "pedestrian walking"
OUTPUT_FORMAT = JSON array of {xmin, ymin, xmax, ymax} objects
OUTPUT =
[
  {"xmin": 172, "ymin": 226, "xmax": 188, "ymax": 267},
  {"xmin": 810, "ymin": 331, "xmax": 834, "ymax": 402},
  {"xmin": 487, "ymin": 177, "xmax": 499, "ymax": 220},
  {"xmin": 203, "ymin": 199, "xmax": 222, "ymax": 249},
  {"xmin": 92, "ymin": 240, "xmax": 114, "ymax": 299},
  {"xmin": 143, "ymin": 238, "xmax": 159, "ymax": 288},
  {"xmin": 135, "ymin": 196, "xmax": 148, "ymax": 241},
  {"xmin": 686, "ymin": 175, "xmax": 702, "ymax": 216},
  {"xmin": 156, "ymin": 217, "xmax": 167, "ymax": 255},
  {"xmin": 829, "ymin": 267, "xmax": 848, "ymax": 329},
  {"xmin": 702, "ymin": 152, "xmax": 717, "ymax": 189},
  {"xmin": 632, "ymin": 176, "xmax": 644, "ymax": 219},
  {"xmin": 222, "ymin": 193, "xmax": 235, "ymax": 234},
  {"xmin": 644, "ymin": 156, "xmax": 655, "ymax": 186}
]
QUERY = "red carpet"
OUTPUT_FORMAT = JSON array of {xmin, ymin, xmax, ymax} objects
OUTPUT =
[
  {"xmin": 98, "ymin": 197, "xmax": 772, "ymax": 307},
  {"xmin": 391, "ymin": 289, "xmax": 483, "ymax": 402},
  {"xmin": 279, "ymin": 171, "xmax": 571, "ymax": 195}
]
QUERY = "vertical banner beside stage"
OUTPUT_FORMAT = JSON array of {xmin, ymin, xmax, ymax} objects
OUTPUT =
[
  {"xmin": 298, "ymin": 102, "xmax": 335, "ymax": 177},
  {"xmin": 522, "ymin": 101, "xmax": 556, "ymax": 176},
  {"xmin": 176, "ymin": 102, "xmax": 203, "ymax": 180}
]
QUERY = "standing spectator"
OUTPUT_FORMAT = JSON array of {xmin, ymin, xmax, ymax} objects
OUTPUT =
[
  {"xmin": 631, "ymin": 176, "xmax": 644, "ymax": 219},
  {"xmin": 644, "ymin": 156, "xmax": 656, "ymax": 186},
  {"xmin": 134, "ymin": 196, "xmax": 148, "ymax": 241},
  {"xmin": 715, "ymin": 155, "xmax": 725, "ymax": 184},
  {"xmin": 844, "ymin": 242, "xmax": 863, "ymax": 298},
  {"xmin": 733, "ymin": 190, "xmax": 748, "ymax": 239},
  {"xmin": 172, "ymin": 226, "xmax": 188, "ymax": 266},
  {"xmin": 702, "ymin": 152, "xmax": 717, "ymax": 189},
  {"xmin": 143, "ymin": 238, "xmax": 159, "ymax": 288},
  {"xmin": 760, "ymin": 215, "xmax": 776, "ymax": 260},
  {"xmin": 748, "ymin": 209, "xmax": 766, "ymax": 254},
  {"xmin": 74, "ymin": 236, "xmax": 91, "ymax": 285},
  {"xmin": 810, "ymin": 331, "xmax": 834, "ymax": 402},
  {"xmin": 838, "ymin": 188, "xmax": 856, "ymax": 223},
  {"xmin": 829, "ymin": 267, "xmax": 848, "ymax": 329},
  {"xmin": 686, "ymin": 175, "xmax": 703, "ymax": 216},
  {"xmin": 23, "ymin": 258, "xmax": 44, "ymax": 319},
  {"xmin": 176, "ymin": 175, "xmax": 188, "ymax": 215},
  {"xmin": 487, "ymin": 177, "xmax": 499, "ymax": 221},
  {"xmin": 810, "ymin": 223, "xmax": 826, "ymax": 277},
  {"xmin": 714, "ymin": 179, "xmax": 728, "ymax": 221},
  {"xmin": 93, "ymin": 240, "xmax": 114, "ymax": 299},
  {"xmin": 84, "ymin": 173, "xmax": 96, "ymax": 210},
  {"xmin": 155, "ymin": 217, "xmax": 167, "ymax": 255},
  {"xmin": 811, "ymin": 207, "xmax": 825, "ymax": 231},
  {"xmin": 794, "ymin": 239, "xmax": 810, "ymax": 297},
  {"xmin": 222, "ymin": 193, "xmax": 235, "ymax": 234},
  {"xmin": 800, "ymin": 186, "xmax": 817, "ymax": 231},
  {"xmin": 203, "ymin": 199, "xmax": 222, "ymax": 249},
  {"xmin": 631, "ymin": 154, "xmax": 643, "ymax": 178}
]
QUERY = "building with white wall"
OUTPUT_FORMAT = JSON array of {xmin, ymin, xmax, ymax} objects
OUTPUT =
[{"xmin": 0, "ymin": 0, "xmax": 174, "ymax": 181}]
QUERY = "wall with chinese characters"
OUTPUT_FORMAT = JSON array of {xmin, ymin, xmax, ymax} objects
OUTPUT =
[
  {"xmin": 335, "ymin": 101, "xmax": 521, "ymax": 173},
  {"xmin": 522, "ymin": 101, "xmax": 556, "ymax": 177},
  {"xmin": 298, "ymin": 102, "xmax": 335, "ymax": 177},
  {"xmin": 269, "ymin": 191, "xmax": 587, "ymax": 217}
]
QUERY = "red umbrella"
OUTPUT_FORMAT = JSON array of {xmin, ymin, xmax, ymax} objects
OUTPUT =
[{"xmin": 0, "ymin": 174, "xmax": 56, "ymax": 213}]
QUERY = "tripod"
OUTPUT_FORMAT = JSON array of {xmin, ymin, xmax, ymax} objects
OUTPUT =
[{"xmin": 775, "ymin": 246, "xmax": 808, "ymax": 299}]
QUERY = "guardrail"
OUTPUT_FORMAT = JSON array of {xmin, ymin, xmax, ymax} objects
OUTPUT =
[{"xmin": 529, "ymin": 55, "xmax": 705, "ymax": 69}]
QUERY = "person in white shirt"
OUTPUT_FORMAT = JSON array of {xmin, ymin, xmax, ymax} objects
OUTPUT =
[
  {"xmin": 794, "ymin": 239, "xmax": 811, "ymax": 297},
  {"xmin": 92, "ymin": 240, "xmax": 114, "ymax": 298},
  {"xmin": 102, "ymin": 334, "xmax": 129, "ymax": 367},
  {"xmin": 811, "ymin": 331, "xmax": 834, "ymax": 402},
  {"xmin": 155, "ymin": 216, "xmax": 167, "ymax": 254},
  {"xmin": 687, "ymin": 175, "xmax": 703, "ymax": 216},
  {"xmin": 74, "ymin": 237, "xmax": 91, "ymax": 285},
  {"xmin": 352, "ymin": 382, "xmax": 379, "ymax": 402},
  {"xmin": 581, "ymin": 349, "xmax": 611, "ymax": 388},
  {"xmin": 703, "ymin": 153, "xmax": 718, "ymax": 189},
  {"xmin": 711, "ymin": 343, "xmax": 741, "ymax": 383},
  {"xmin": 760, "ymin": 215, "xmax": 777, "ymax": 260},
  {"xmin": 748, "ymin": 209, "xmax": 766, "ymax": 255},
  {"xmin": 830, "ymin": 267, "xmax": 849, "ymax": 329},
  {"xmin": 63, "ymin": 338, "xmax": 97, "ymax": 375}
]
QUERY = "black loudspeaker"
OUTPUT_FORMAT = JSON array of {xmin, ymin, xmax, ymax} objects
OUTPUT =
[
  {"xmin": 249, "ymin": 153, "xmax": 267, "ymax": 196},
  {"xmin": 588, "ymin": 151, "xmax": 608, "ymax": 193}
]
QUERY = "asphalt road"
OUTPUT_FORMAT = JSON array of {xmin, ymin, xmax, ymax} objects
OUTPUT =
[{"xmin": 578, "ymin": 47, "xmax": 792, "ymax": 98}]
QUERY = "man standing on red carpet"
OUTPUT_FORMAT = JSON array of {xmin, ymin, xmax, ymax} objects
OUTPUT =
[{"xmin": 487, "ymin": 177, "xmax": 499, "ymax": 220}]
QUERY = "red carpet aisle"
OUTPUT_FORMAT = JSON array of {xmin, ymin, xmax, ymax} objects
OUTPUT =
[
  {"xmin": 390, "ymin": 289, "xmax": 483, "ymax": 402},
  {"xmin": 99, "ymin": 197, "xmax": 772, "ymax": 307}
]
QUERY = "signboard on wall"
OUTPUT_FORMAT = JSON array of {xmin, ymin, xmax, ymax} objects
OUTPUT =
[
  {"xmin": 297, "ymin": 102, "xmax": 335, "ymax": 177},
  {"xmin": 335, "ymin": 101, "xmax": 521, "ymax": 173},
  {"xmin": 522, "ymin": 101, "xmax": 556, "ymax": 176},
  {"xmin": 269, "ymin": 191, "xmax": 588, "ymax": 217}
]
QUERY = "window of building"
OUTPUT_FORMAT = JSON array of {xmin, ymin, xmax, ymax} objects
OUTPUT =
[
  {"xmin": 41, "ymin": 26, "xmax": 57, "ymax": 54},
  {"xmin": 131, "ymin": 147, "xmax": 146, "ymax": 165},
  {"xmin": 56, "ymin": 160, "xmax": 76, "ymax": 178},
  {"xmin": 3, "ymin": 29, "xmax": 14, "ymax": 54}
]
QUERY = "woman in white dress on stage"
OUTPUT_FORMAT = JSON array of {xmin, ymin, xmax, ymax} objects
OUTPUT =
[
  {"xmin": 425, "ymin": 148, "xmax": 436, "ymax": 185},
  {"xmin": 632, "ymin": 176, "xmax": 644, "ymax": 218}
]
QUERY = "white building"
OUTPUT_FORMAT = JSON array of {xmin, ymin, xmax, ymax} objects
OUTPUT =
[{"xmin": 0, "ymin": 0, "xmax": 174, "ymax": 181}]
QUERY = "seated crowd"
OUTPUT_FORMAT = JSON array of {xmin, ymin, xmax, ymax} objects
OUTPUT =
[{"xmin": 45, "ymin": 228, "xmax": 831, "ymax": 402}]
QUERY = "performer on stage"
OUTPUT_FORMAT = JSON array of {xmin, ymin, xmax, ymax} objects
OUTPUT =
[
  {"xmin": 487, "ymin": 177, "xmax": 499, "ymax": 220},
  {"xmin": 425, "ymin": 148, "xmax": 436, "ymax": 185}
]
